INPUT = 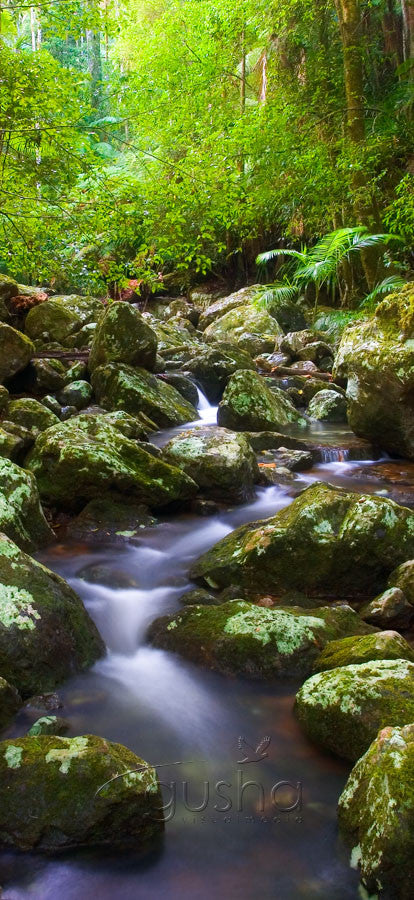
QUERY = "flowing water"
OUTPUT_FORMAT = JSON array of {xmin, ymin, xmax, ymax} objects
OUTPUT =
[{"xmin": 2, "ymin": 393, "xmax": 412, "ymax": 899}]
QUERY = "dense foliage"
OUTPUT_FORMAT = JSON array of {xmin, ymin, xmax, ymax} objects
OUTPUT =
[{"xmin": 0, "ymin": 0, "xmax": 413, "ymax": 295}]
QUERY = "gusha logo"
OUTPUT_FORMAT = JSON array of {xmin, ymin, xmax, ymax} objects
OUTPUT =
[{"xmin": 97, "ymin": 737, "xmax": 303, "ymax": 825}]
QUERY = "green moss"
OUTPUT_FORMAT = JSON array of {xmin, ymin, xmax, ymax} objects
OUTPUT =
[
  {"xmin": 0, "ymin": 458, "xmax": 54, "ymax": 551},
  {"xmin": 91, "ymin": 364, "xmax": 199, "ymax": 428},
  {"xmin": 5, "ymin": 745, "xmax": 23, "ymax": 768},
  {"xmin": 89, "ymin": 301, "xmax": 158, "ymax": 371},
  {"xmin": 7, "ymin": 398, "xmax": 60, "ymax": 435},
  {"xmin": 314, "ymin": 631, "xmax": 414, "ymax": 672},
  {"xmin": 217, "ymin": 369, "xmax": 307, "ymax": 432},
  {"xmin": 0, "ymin": 323, "xmax": 34, "ymax": 383}
]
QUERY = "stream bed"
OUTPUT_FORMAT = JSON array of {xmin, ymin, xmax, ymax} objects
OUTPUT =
[{"xmin": 1, "ymin": 395, "xmax": 413, "ymax": 899}]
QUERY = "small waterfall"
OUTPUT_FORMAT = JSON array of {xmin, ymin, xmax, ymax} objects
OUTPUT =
[
  {"xmin": 196, "ymin": 386, "xmax": 218, "ymax": 425},
  {"xmin": 318, "ymin": 447, "xmax": 351, "ymax": 463},
  {"xmin": 196, "ymin": 386, "xmax": 211, "ymax": 410}
]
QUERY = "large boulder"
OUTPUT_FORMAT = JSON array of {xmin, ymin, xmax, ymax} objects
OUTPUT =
[
  {"xmin": 0, "ymin": 533, "xmax": 104, "ymax": 696},
  {"xmin": 0, "ymin": 458, "xmax": 54, "ymax": 551},
  {"xmin": 191, "ymin": 482, "xmax": 414, "ymax": 596},
  {"xmin": 0, "ymin": 734, "xmax": 163, "ymax": 852},
  {"xmin": 198, "ymin": 285, "xmax": 263, "ymax": 330},
  {"xmin": 89, "ymin": 301, "xmax": 157, "ymax": 372},
  {"xmin": 0, "ymin": 677, "xmax": 21, "ymax": 729},
  {"xmin": 26, "ymin": 414, "xmax": 197, "ymax": 510},
  {"xmin": 333, "ymin": 285, "xmax": 414, "ymax": 457},
  {"xmin": 149, "ymin": 601, "xmax": 374, "ymax": 679},
  {"xmin": 0, "ymin": 274, "xmax": 19, "ymax": 322},
  {"xmin": 307, "ymin": 389, "xmax": 347, "ymax": 423},
  {"xmin": 388, "ymin": 559, "xmax": 414, "ymax": 603},
  {"xmin": 185, "ymin": 343, "xmax": 255, "ymax": 403},
  {"xmin": 0, "ymin": 323, "xmax": 34, "ymax": 384},
  {"xmin": 217, "ymin": 370, "xmax": 307, "ymax": 432},
  {"xmin": 25, "ymin": 295, "xmax": 103, "ymax": 346},
  {"xmin": 294, "ymin": 659, "xmax": 414, "ymax": 761},
  {"xmin": 203, "ymin": 303, "xmax": 283, "ymax": 346},
  {"xmin": 163, "ymin": 426, "xmax": 259, "ymax": 503},
  {"xmin": 91, "ymin": 364, "xmax": 199, "ymax": 428},
  {"xmin": 338, "ymin": 723, "xmax": 414, "ymax": 899},
  {"xmin": 66, "ymin": 495, "xmax": 156, "ymax": 545},
  {"xmin": 313, "ymin": 630, "xmax": 414, "ymax": 672},
  {"xmin": 360, "ymin": 586, "xmax": 414, "ymax": 630}
]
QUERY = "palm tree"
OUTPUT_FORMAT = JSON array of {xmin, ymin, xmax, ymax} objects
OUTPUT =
[{"xmin": 256, "ymin": 226, "xmax": 403, "ymax": 318}]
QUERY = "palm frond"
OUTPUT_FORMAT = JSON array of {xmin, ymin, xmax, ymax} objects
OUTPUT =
[
  {"xmin": 360, "ymin": 275, "xmax": 407, "ymax": 307},
  {"xmin": 256, "ymin": 282, "xmax": 299, "ymax": 308},
  {"xmin": 256, "ymin": 248, "xmax": 307, "ymax": 266}
]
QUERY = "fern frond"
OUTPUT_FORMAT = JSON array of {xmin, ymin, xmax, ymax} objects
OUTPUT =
[
  {"xmin": 256, "ymin": 248, "xmax": 306, "ymax": 266},
  {"xmin": 360, "ymin": 275, "xmax": 407, "ymax": 307}
]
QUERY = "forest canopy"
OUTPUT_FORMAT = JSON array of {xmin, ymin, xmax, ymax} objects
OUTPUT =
[{"xmin": 0, "ymin": 0, "xmax": 413, "ymax": 295}]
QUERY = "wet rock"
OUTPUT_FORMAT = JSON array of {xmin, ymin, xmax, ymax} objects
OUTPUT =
[
  {"xmin": 333, "ymin": 284, "xmax": 414, "ymax": 458},
  {"xmin": 91, "ymin": 364, "xmax": 199, "ymax": 428},
  {"xmin": 186, "ymin": 342, "xmax": 254, "ymax": 402},
  {"xmin": 157, "ymin": 373, "xmax": 199, "ymax": 407},
  {"xmin": 203, "ymin": 303, "xmax": 283, "ymax": 346},
  {"xmin": 25, "ymin": 692, "xmax": 63, "ymax": 711},
  {"xmin": 243, "ymin": 431, "xmax": 309, "ymax": 452},
  {"xmin": 388, "ymin": 559, "xmax": 414, "ymax": 604},
  {"xmin": 6, "ymin": 398, "xmax": 60, "ymax": 437},
  {"xmin": 360, "ymin": 586, "xmax": 414, "ymax": 630},
  {"xmin": 0, "ymin": 677, "xmax": 21, "ymax": 729},
  {"xmin": 301, "ymin": 378, "xmax": 345, "ymax": 404},
  {"xmin": 258, "ymin": 464, "xmax": 296, "ymax": 486},
  {"xmin": 217, "ymin": 370, "xmax": 307, "ymax": 432},
  {"xmin": 163, "ymin": 426, "xmax": 259, "ymax": 503},
  {"xmin": 338, "ymin": 722, "xmax": 414, "ymax": 898},
  {"xmin": 57, "ymin": 380, "xmax": 93, "ymax": 410},
  {"xmin": 313, "ymin": 630, "xmax": 414, "ymax": 672},
  {"xmin": 149, "ymin": 601, "xmax": 374, "ymax": 679},
  {"xmin": 0, "ymin": 734, "xmax": 163, "ymax": 851},
  {"xmin": 28, "ymin": 715, "xmax": 69, "ymax": 736},
  {"xmin": 0, "ymin": 533, "xmax": 104, "ymax": 696},
  {"xmin": 89, "ymin": 301, "xmax": 158, "ymax": 372},
  {"xmin": 179, "ymin": 588, "xmax": 219, "ymax": 606},
  {"xmin": 307, "ymin": 389, "xmax": 348, "ymax": 423},
  {"xmin": 66, "ymin": 496, "xmax": 157, "ymax": 545},
  {"xmin": 27, "ymin": 415, "xmax": 197, "ymax": 511},
  {"xmin": 267, "ymin": 447, "xmax": 313, "ymax": 471},
  {"xmin": 191, "ymin": 482, "xmax": 414, "ymax": 597},
  {"xmin": 295, "ymin": 659, "xmax": 414, "ymax": 760},
  {"xmin": 0, "ymin": 324, "xmax": 34, "ymax": 384},
  {"xmin": 77, "ymin": 563, "xmax": 139, "ymax": 589},
  {"xmin": 0, "ymin": 458, "xmax": 54, "ymax": 551},
  {"xmin": 42, "ymin": 395, "xmax": 62, "ymax": 417}
]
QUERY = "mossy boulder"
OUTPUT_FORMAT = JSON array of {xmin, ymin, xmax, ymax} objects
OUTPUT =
[
  {"xmin": 338, "ymin": 723, "xmax": 414, "ymax": 898},
  {"xmin": 307, "ymin": 389, "xmax": 347, "ymax": 423},
  {"xmin": 91, "ymin": 364, "xmax": 199, "ymax": 428},
  {"xmin": 57, "ymin": 380, "xmax": 93, "ymax": 410},
  {"xmin": 203, "ymin": 303, "xmax": 283, "ymax": 346},
  {"xmin": 0, "ymin": 323, "xmax": 34, "ymax": 384},
  {"xmin": 294, "ymin": 659, "xmax": 414, "ymax": 761},
  {"xmin": 6, "ymin": 398, "xmax": 60, "ymax": 437},
  {"xmin": 0, "ymin": 425, "xmax": 29, "ymax": 461},
  {"xmin": 0, "ymin": 533, "xmax": 104, "ymax": 696},
  {"xmin": 0, "ymin": 458, "xmax": 54, "ymax": 551},
  {"xmin": 159, "ymin": 373, "xmax": 199, "ymax": 407},
  {"xmin": 388, "ymin": 559, "xmax": 414, "ymax": 604},
  {"xmin": 67, "ymin": 495, "xmax": 156, "ymax": 545},
  {"xmin": 26, "ymin": 414, "xmax": 197, "ymax": 510},
  {"xmin": 145, "ymin": 314, "xmax": 200, "ymax": 354},
  {"xmin": 149, "ymin": 600, "xmax": 374, "ymax": 679},
  {"xmin": 333, "ymin": 284, "xmax": 414, "ymax": 458},
  {"xmin": 27, "ymin": 358, "xmax": 67, "ymax": 395},
  {"xmin": 0, "ymin": 676, "xmax": 21, "ymax": 729},
  {"xmin": 198, "ymin": 285, "xmax": 263, "ymax": 330},
  {"xmin": 25, "ymin": 295, "xmax": 103, "ymax": 346},
  {"xmin": 313, "ymin": 631, "xmax": 414, "ymax": 672},
  {"xmin": 186, "ymin": 342, "xmax": 255, "ymax": 402},
  {"xmin": 360, "ymin": 587, "xmax": 414, "ymax": 630},
  {"xmin": 0, "ymin": 386, "xmax": 9, "ymax": 414},
  {"xmin": 89, "ymin": 301, "xmax": 158, "ymax": 372},
  {"xmin": 217, "ymin": 370, "xmax": 307, "ymax": 432},
  {"xmin": 28, "ymin": 715, "xmax": 69, "ymax": 736},
  {"xmin": 191, "ymin": 481, "xmax": 414, "ymax": 596},
  {"xmin": 0, "ymin": 734, "xmax": 163, "ymax": 852},
  {"xmin": 163, "ymin": 426, "xmax": 259, "ymax": 503}
]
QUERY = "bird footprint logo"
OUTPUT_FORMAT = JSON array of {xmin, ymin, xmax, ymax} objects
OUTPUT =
[{"xmin": 237, "ymin": 735, "xmax": 271, "ymax": 764}]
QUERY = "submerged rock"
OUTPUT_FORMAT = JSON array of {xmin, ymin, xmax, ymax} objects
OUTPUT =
[
  {"xmin": 28, "ymin": 715, "xmax": 69, "ymax": 736},
  {"xmin": 163, "ymin": 426, "xmax": 259, "ymax": 503},
  {"xmin": 66, "ymin": 496, "xmax": 157, "ymax": 545},
  {"xmin": 191, "ymin": 482, "xmax": 414, "ymax": 596},
  {"xmin": 333, "ymin": 284, "xmax": 414, "ymax": 458},
  {"xmin": 89, "ymin": 301, "xmax": 158, "ymax": 372},
  {"xmin": 295, "ymin": 659, "xmax": 414, "ymax": 760},
  {"xmin": 313, "ymin": 630, "xmax": 414, "ymax": 672},
  {"xmin": 338, "ymin": 723, "xmax": 414, "ymax": 898},
  {"xmin": 91, "ymin": 364, "xmax": 199, "ymax": 428},
  {"xmin": 149, "ymin": 601, "xmax": 374, "ymax": 679},
  {"xmin": 217, "ymin": 370, "xmax": 307, "ymax": 432},
  {"xmin": 27, "ymin": 415, "xmax": 197, "ymax": 510},
  {"xmin": 307, "ymin": 389, "xmax": 347, "ymax": 423},
  {"xmin": 0, "ymin": 323, "xmax": 34, "ymax": 384},
  {"xmin": 0, "ymin": 734, "xmax": 163, "ymax": 852},
  {"xmin": 0, "ymin": 533, "xmax": 104, "ymax": 696},
  {"xmin": 186, "ymin": 342, "xmax": 254, "ymax": 402},
  {"xmin": 0, "ymin": 458, "xmax": 54, "ymax": 551},
  {"xmin": 360, "ymin": 586, "xmax": 414, "ymax": 630}
]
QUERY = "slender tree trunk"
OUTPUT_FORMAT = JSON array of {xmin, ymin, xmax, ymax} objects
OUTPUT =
[
  {"xmin": 30, "ymin": 7, "xmax": 36, "ymax": 52},
  {"xmin": 335, "ymin": 0, "xmax": 380, "ymax": 288},
  {"xmin": 87, "ymin": 27, "xmax": 103, "ymax": 119},
  {"xmin": 402, "ymin": 0, "xmax": 414, "ymax": 61}
]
